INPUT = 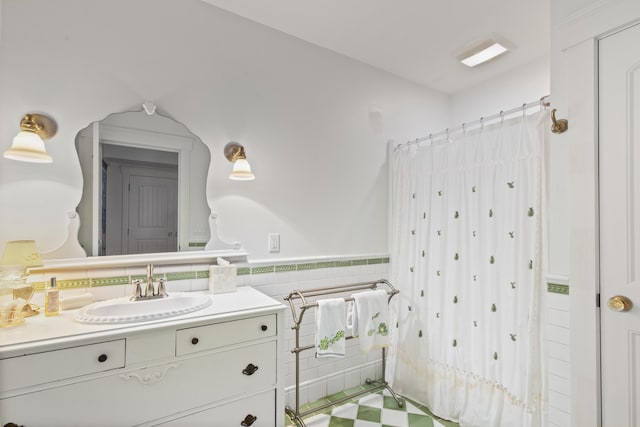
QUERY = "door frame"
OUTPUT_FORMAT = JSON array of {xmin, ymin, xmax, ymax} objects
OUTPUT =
[{"xmin": 558, "ymin": 2, "xmax": 640, "ymax": 426}]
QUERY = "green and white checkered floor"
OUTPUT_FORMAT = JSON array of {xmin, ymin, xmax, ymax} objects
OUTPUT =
[{"xmin": 286, "ymin": 387, "xmax": 459, "ymax": 427}]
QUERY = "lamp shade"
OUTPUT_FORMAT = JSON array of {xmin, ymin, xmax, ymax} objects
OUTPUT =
[
  {"xmin": 229, "ymin": 158, "xmax": 255, "ymax": 181},
  {"xmin": 1, "ymin": 240, "xmax": 43, "ymax": 267},
  {"xmin": 3, "ymin": 131, "xmax": 53, "ymax": 163}
]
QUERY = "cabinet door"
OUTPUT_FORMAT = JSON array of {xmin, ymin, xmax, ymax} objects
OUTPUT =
[
  {"xmin": 0, "ymin": 340, "xmax": 276, "ymax": 427},
  {"xmin": 155, "ymin": 390, "xmax": 275, "ymax": 427}
]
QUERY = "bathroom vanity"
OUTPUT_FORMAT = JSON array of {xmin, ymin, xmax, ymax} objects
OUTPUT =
[{"xmin": 0, "ymin": 286, "xmax": 285, "ymax": 426}]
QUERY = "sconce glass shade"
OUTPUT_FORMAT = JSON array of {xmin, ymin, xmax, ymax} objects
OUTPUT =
[
  {"xmin": 1, "ymin": 240, "xmax": 43, "ymax": 268},
  {"xmin": 224, "ymin": 142, "xmax": 255, "ymax": 181},
  {"xmin": 4, "ymin": 130, "xmax": 53, "ymax": 163},
  {"xmin": 230, "ymin": 158, "xmax": 255, "ymax": 181},
  {"xmin": 4, "ymin": 113, "xmax": 56, "ymax": 163}
]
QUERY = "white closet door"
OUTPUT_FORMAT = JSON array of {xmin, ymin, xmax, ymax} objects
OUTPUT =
[{"xmin": 599, "ymin": 22, "xmax": 640, "ymax": 426}]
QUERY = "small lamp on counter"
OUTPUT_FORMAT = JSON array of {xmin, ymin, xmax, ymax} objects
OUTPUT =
[{"xmin": 0, "ymin": 240, "xmax": 43, "ymax": 326}]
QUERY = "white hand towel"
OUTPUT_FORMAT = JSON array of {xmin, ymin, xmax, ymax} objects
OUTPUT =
[
  {"xmin": 345, "ymin": 300, "xmax": 356, "ymax": 336},
  {"xmin": 352, "ymin": 289, "xmax": 391, "ymax": 352},
  {"xmin": 315, "ymin": 298, "xmax": 346, "ymax": 358}
]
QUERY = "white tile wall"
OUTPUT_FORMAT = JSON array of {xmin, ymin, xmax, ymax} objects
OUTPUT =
[
  {"xmin": 546, "ymin": 290, "xmax": 570, "ymax": 427},
  {"xmin": 246, "ymin": 260, "xmax": 390, "ymax": 409}
]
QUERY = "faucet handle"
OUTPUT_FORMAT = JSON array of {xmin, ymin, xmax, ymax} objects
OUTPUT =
[
  {"xmin": 158, "ymin": 277, "xmax": 168, "ymax": 297},
  {"xmin": 132, "ymin": 279, "xmax": 143, "ymax": 300}
]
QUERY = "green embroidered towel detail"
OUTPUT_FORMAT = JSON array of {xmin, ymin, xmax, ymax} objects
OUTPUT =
[{"xmin": 318, "ymin": 330, "xmax": 345, "ymax": 350}]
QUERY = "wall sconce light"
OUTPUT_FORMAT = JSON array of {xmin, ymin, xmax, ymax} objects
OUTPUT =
[
  {"xmin": 224, "ymin": 142, "xmax": 255, "ymax": 181},
  {"xmin": 3, "ymin": 113, "xmax": 57, "ymax": 163}
]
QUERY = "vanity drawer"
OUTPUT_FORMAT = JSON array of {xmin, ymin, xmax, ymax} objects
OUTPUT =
[
  {"xmin": 0, "ymin": 339, "xmax": 125, "ymax": 392},
  {"xmin": 155, "ymin": 389, "xmax": 275, "ymax": 426},
  {"xmin": 176, "ymin": 314, "xmax": 276, "ymax": 356}
]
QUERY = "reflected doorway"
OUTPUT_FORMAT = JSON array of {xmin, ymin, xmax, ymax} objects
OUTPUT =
[{"xmin": 101, "ymin": 144, "xmax": 178, "ymax": 255}]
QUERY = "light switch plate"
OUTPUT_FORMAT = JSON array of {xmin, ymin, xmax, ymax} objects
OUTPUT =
[{"xmin": 268, "ymin": 233, "xmax": 280, "ymax": 253}]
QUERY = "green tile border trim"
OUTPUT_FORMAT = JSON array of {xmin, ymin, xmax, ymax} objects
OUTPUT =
[
  {"xmin": 548, "ymin": 282, "xmax": 569, "ymax": 295},
  {"xmin": 237, "ymin": 267, "xmax": 251, "ymax": 276},
  {"xmin": 91, "ymin": 276, "xmax": 130, "ymax": 287},
  {"xmin": 166, "ymin": 271, "xmax": 198, "ymax": 281},
  {"xmin": 188, "ymin": 242, "xmax": 207, "ymax": 247},
  {"xmin": 251, "ymin": 266, "xmax": 275, "ymax": 274},
  {"xmin": 248, "ymin": 257, "xmax": 390, "ymax": 275},
  {"xmin": 275, "ymin": 264, "xmax": 297, "ymax": 272},
  {"xmin": 29, "ymin": 257, "xmax": 389, "ymax": 291}
]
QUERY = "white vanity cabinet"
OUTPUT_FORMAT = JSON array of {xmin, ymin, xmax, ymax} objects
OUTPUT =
[{"xmin": 0, "ymin": 287, "xmax": 285, "ymax": 427}]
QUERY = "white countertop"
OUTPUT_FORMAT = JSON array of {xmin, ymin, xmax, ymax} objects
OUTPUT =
[{"xmin": 0, "ymin": 286, "xmax": 284, "ymax": 357}]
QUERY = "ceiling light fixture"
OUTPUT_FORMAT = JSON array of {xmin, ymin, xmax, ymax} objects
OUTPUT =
[
  {"xmin": 459, "ymin": 40, "xmax": 508, "ymax": 68},
  {"xmin": 4, "ymin": 113, "xmax": 57, "ymax": 163}
]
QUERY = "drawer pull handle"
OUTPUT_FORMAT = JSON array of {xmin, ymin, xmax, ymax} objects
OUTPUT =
[
  {"xmin": 241, "ymin": 414, "xmax": 257, "ymax": 426},
  {"xmin": 98, "ymin": 354, "xmax": 108, "ymax": 363},
  {"xmin": 191, "ymin": 337, "xmax": 199, "ymax": 345},
  {"xmin": 261, "ymin": 324, "xmax": 268, "ymax": 331},
  {"xmin": 242, "ymin": 363, "xmax": 259, "ymax": 376}
]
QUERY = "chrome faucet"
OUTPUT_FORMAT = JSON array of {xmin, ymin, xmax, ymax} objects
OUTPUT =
[
  {"xmin": 145, "ymin": 264, "xmax": 155, "ymax": 297},
  {"xmin": 130, "ymin": 264, "xmax": 169, "ymax": 301}
]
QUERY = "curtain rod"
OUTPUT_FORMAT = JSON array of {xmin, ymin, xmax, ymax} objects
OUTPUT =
[{"xmin": 396, "ymin": 95, "xmax": 550, "ymax": 151}]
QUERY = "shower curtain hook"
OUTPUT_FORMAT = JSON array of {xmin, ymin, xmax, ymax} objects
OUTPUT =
[
  {"xmin": 500, "ymin": 111, "xmax": 504, "ymax": 125},
  {"xmin": 462, "ymin": 123, "xmax": 466, "ymax": 136},
  {"xmin": 480, "ymin": 117, "xmax": 484, "ymax": 130},
  {"xmin": 429, "ymin": 133, "xmax": 433, "ymax": 145},
  {"xmin": 522, "ymin": 103, "xmax": 527, "ymax": 119}
]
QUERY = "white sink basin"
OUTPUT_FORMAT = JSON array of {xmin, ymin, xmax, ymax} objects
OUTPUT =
[{"xmin": 75, "ymin": 292, "xmax": 212, "ymax": 324}]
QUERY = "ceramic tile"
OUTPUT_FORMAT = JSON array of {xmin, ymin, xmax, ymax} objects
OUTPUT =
[{"xmin": 289, "ymin": 391, "xmax": 459, "ymax": 427}]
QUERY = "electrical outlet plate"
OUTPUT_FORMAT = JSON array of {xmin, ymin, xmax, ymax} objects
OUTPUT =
[{"xmin": 268, "ymin": 233, "xmax": 280, "ymax": 253}]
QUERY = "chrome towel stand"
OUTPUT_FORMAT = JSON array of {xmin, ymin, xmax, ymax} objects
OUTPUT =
[{"xmin": 284, "ymin": 279, "xmax": 403, "ymax": 427}]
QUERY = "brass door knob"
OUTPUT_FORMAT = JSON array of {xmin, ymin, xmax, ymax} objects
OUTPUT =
[{"xmin": 607, "ymin": 295, "xmax": 633, "ymax": 312}]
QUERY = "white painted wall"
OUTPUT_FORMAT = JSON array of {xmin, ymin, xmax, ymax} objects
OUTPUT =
[
  {"xmin": 450, "ymin": 56, "xmax": 550, "ymax": 127},
  {"xmin": 0, "ymin": 0, "xmax": 450, "ymax": 261}
]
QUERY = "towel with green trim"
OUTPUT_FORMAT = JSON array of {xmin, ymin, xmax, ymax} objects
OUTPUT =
[
  {"xmin": 315, "ymin": 298, "xmax": 346, "ymax": 358},
  {"xmin": 352, "ymin": 289, "xmax": 391, "ymax": 352}
]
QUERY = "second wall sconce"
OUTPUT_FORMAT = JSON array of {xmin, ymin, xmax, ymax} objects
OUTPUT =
[
  {"xmin": 4, "ymin": 113, "xmax": 57, "ymax": 163},
  {"xmin": 224, "ymin": 142, "xmax": 255, "ymax": 181}
]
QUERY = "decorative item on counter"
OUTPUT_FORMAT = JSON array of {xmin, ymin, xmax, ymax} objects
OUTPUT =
[
  {"xmin": 208, "ymin": 257, "xmax": 237, "ymax": 294},
  {"xmin": 0, "ymin": 298, "xmax": 26, "ymax": 328},
  {"xmin": 0, "ymin": 240, "xmax": 42, "ymax": 319},
  {"xmin": 60, "ymin": 293, "xmax": 95, "ymax": 311},
  {"xmin": 44, "ymin": 277, "xmax": 59, "ymax": 316}
]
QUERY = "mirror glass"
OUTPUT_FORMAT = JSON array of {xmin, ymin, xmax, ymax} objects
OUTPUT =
[{"xmin": 75, "ymin": 110, "xmax": 211, "ymax": 256}]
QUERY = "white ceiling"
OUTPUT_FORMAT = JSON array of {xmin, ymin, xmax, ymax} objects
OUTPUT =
[{"xmin": 201, "ymin": 0, "xmax": 550, "ymax": 95}]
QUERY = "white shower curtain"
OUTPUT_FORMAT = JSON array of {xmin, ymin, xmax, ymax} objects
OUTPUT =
[{"xmin": 388, "ymin": 111, "xmax": 548, "ymax": 427}]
